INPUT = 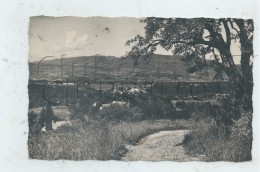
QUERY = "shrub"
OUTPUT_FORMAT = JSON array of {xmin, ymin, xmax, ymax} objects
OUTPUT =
[
  {"xmin": 39, "ymin": 107, "xmax": 46, "ymax": 128},
  {"xmin": 99, "ymin": 103, "xmax": 141, "ymax": 123},
  {"xmin": 28, "ymin": 111, "xmax": 37, "ymax": 130},
  {"xmin": 45, "ymin": 103, "xmax": 54, "ymax": 131},
  {"xmin": 136, "ymin": 99, "xmax": 175, "ymax": 120},
  {"xmin": 183, "ymin": 109, "xmax": 253, "ymax": 162}
]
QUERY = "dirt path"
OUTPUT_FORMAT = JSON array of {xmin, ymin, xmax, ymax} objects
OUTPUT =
[{"xmin": 121, "ymin": 130, "xmax": 202, "ymax": 161}]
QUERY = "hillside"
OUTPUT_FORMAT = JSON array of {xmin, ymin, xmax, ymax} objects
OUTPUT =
[{"xmin": 29, "ymin": 54, "xmax": 216, "ymax": 82}]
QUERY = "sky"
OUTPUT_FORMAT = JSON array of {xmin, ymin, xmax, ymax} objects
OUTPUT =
[
  {"xmin": 29, "ymin": 16, "xmax": 173, "ymax": 62},
  {"xmin": 29, "ymin": 16, "xmax": 242, "ymax": 63}
]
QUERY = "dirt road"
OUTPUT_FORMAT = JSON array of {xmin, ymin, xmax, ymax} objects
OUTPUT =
[{"xmin": 121, "ymin": 130, "xmax": 202, "ymax": 161}]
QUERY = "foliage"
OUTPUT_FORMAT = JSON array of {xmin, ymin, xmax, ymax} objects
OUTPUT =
[
  {"xmin": 183, "ymin": 109, "xmax": 252, "ymax": 162},
  {"xmin": 126, "ymin": 18, "xmax": 254, "ymax": 106},
  {"xmin": 39, "ymin": 107, "xmax": 46, "ymax": 128},
  {"xmin": 98, "ymin": 103, "xmax": 143, "ymax": 123},
  {"xmin": 45, "ymin": 103, "xmax": 54, "ymax": 131},
  {"xmin": 69, "ymin": 96, "xmax": 96, "ymax": 120},
  {"xmin": 28, "ymin": 111, "xmax": 37, "ymax": 130}
]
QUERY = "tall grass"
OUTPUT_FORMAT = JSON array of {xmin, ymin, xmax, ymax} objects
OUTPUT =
[
  {"xmin": 28, "ymin": 119, "xmax": 192, "ymax": 160},
  {"xmin": 183, "ymin": 112, "xmax": 252, "ymax": 162}
]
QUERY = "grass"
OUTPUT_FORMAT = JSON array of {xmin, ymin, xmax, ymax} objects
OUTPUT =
[
  {"xmin": 28, "ymin": 115, "xmax": 253, "ymax": 161},
  {"xmin": 28, "ymin": 119, "xmax": 193, "ymax": 160},
  {"xmin": 182, "ymin": 113, "xmax": 252, "ymax": 162}
]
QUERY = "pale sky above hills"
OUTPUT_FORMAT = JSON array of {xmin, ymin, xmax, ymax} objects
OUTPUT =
[
  {"xmin": 29, "ymin": 16, "xmax": 242, "ymax": 63},
  {"xmin": 29, "ymin": 16, "xmax": 173, "ymax": 62}
]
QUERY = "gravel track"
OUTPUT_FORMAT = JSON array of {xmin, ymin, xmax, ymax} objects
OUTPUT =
[{"xmin": 121, "ymin": 130, "xmax": 202, "ymax": 161}]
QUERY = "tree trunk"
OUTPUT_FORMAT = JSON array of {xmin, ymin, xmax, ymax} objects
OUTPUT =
[{"xmin": 240, "ymin": 50, "xmax": 253, "ymax": 109}]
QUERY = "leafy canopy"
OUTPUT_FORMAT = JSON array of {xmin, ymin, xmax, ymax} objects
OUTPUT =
[{"xmin": 125, "ymin": 18, "xmax": 253, "ymax": 83}]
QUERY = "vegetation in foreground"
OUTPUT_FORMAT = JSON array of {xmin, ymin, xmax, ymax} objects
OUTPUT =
[
  {"xmin": 28, "ymin": 119, "xmax": 190, "ymax": 160},
  {"xmin": 183, "ymin": 109, "xmax": 252, "ymax": 162},
  {"xmin": 28, "ymin": 93, "xmax": 252, "ymax": 161}
]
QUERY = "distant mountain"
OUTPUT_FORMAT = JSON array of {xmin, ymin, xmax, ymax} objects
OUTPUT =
[{"xmin": 29, "ymin": 54, "xmax": 217, "ymax": 82}]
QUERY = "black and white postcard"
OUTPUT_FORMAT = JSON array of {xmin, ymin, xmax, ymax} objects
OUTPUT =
[{"xmin": 28, "ymin": 16, "xmax": 254, "ymax": 161}]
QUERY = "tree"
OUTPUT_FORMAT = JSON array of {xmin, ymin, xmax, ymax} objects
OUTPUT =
[
  {"xmin": 28, "ymin": 111, "xmax": 37, "ymax": 130},
  {"xmin": 125, "ymin": 18, "xmax": 253, "ymax": 108},
  {"xmin": 39, "ymin": 107, "xmax": 46, "ymax": 128},
  {"xmin": 45, "ymin": 103, "xmax": 54, "ymax": 131},
  {"xmin": 28, "ymin": 111, "xmax": 42, "ymax": 138}
]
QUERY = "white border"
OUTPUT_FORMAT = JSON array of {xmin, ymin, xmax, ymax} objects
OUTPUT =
[{"xmin": 0, "ymin": 0, "xmax": 259, "ymax": 172}]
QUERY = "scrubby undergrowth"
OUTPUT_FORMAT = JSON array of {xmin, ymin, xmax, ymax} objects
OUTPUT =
[
  {"xmin": 28, "ymin": 119, "xmax": 191, "ymax": 160},
  {"xmin": 183, "ymin": 110, "xmax": 252, "ymax": 162}
]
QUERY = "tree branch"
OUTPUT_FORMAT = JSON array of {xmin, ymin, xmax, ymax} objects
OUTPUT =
[
  {"xmin": 221, "ymin": 19, "xmax": 231, "ymax": 46},
  {"xmin": 204, "ymin": 24, "xmax": 225, "ymax": 50},
  {"xmin": 136, "ymin": 38, "xmax": 217, "ymax": 57},
  {"xmin": 228, "ymin": 19, "xmax": 240, "ymax": 35}
]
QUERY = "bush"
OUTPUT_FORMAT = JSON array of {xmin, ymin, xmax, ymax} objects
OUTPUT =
[
  {"xmin": 183, "ymin": 109, "xmax": 253, "ymax": 162},
  {"xmin": 99, "ymin": 103, "xmax": 143, "ymax": 123},
  {"xmin": 136, "ymin": 99, "xmax": 175, "ymax": 120},
  {"xmin": 28, "ymin": 111, "xmax": 37, "ymax": 130},
  {"xmin": 129, "ymin": 106, "xmax": 145, "ymax": 121}
]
